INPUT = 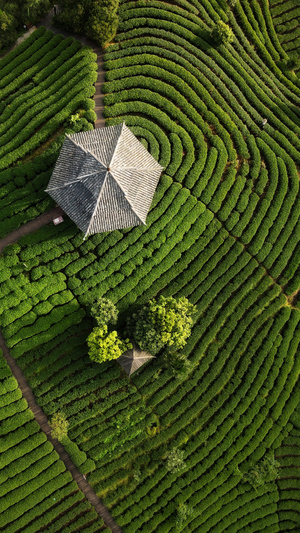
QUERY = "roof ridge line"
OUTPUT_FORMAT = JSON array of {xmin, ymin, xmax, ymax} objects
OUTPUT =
[
  {"xmin": 84, "ymin": 171, "xmax": 109, "ymax": 238},
  {"xmin": 109, "ymin": 170, "xmax": 146, "ymax": 225},
  {"xmin": 45, "ymin": 176, "xmax": 85, "ymax": 191},
  {"xmin": 85, "ymin": 147, "xmax": 108, "ymax": 169},
  {"xmin": 66, "ymin": 134, "xmax": 87, "ymax": 153},
  {"xmin": 67, "ymin": 135, "xmax": 107, "ymax": 172},
  {"xmin": 46, "ymin": 170, "xmax": 106, "ymax": 191},
  {"xmin": 109, "ymin": 122, "xmax": 126, "ymax": 168}
]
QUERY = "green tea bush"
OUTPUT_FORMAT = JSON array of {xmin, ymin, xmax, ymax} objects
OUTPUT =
[
  {"xmin": 0, "ymin": 1, "xmax": 300, "ymax": 531},
  {"xmin": 0, "ymin": 358, "xmax": 104, "ymax": 530}
]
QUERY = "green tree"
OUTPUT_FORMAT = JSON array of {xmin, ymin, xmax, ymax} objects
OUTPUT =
[
  {"xmin": 261, "ymin": 454, "xmax": 280, "ymax": 478},
  {"xmin": 243, "ymin": 454, "xmax": 280, "ymax": 489},
  {"xmin": 90, "ymin": 297, "xmax": 118, "ymax": 327},
  {"xmin": 85, "ymin": 0, "xmax": 118, "ymax": 46},
  {"xmin": 0, "ymin": 8, "xmax": 17, "ymax": 49},
  {"xmin": 87, "ymin": 325, "xmax": 131, "ymax": 364},
  {"xmin": 162, "ymin": 351, "xmax": 193, "ymax": 378},
  {"xmin": 175, "ymin": 503, "xmax": 195, "ymax": 531},
  {"xmin": 0, "ymin": 0, "xmax": 51, "ymax": 50},
  {"xmin": 127, "ymin": 296, "xmax": 197, "ymax": 355},
  {"xmin": 56, "ymin": 0, "xmax": 119, "ymax": 47},
  {"xmin": 56, "ymin": 1, "xmax": 86, "ymax": 33},
  {"xmin": 243, "ymin": 464, "xmax": 266, "ymax": 488},
  {"xmin": 212, "ymin": 20, "xmax": 234, "ymax": 45},
  {"xmin": 50, "ymin": 412, "xmax": 69, "ymax": 441},
  {"xmin": 166, "ymin": 447, "xmax": 186, "ymax": 474}
]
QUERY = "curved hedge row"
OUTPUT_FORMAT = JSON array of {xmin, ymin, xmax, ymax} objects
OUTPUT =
[
  {"xmin": 0, "ymin": 1, "xmax": 299, "ymax": 532},
  {"xmin": 269, "ymin": 0, "xmax": 300, "ymax": 77},
  {"xmin": 0, "ymin": 27, "xmax": 97, "ymax": 170},
  {"xmin": 275, "ymin": 404, "xmax": 300, "ymax": 531},
  {"xmin": 0, "ymin": 353, "xmax": 105, "ymax": 532}
]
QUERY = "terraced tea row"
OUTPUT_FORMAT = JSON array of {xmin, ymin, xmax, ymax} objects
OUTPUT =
[
  {"xmin": 0, "ymin": 1, "xmax": 299, "ymax": 532},
  {"xmin": 0, "ymin": 353, "xmax": 106, "ymax": 533},
  {"xmin": 270, "ymin": 0, "xmax": 300, "ymax": 74},
  {"xmin": 275, "ymin": 404, "xmax": 300, "ymax": 531},
  {"xmin": 0, "ymin": 26, "xmax": 97, "ymax": 170}
]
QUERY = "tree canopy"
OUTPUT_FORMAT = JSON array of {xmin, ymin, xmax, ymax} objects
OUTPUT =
[
  {"xmin": 126, "ymin": 296, "xmax": 197, "ymax": 355},
  {"xmin": 90, "ymin": 297, "xmax": 118, "ymax": 327},
  {"xmin": 50, "ymin": 412, "xmax": 69, "ymax": 441},
  {"xmin": 0, "ymin": 0, "xmax": 51, "ymax": 50},
  {"xmin": 56, "ymin": 0, "xmax": 119, "ymax": 47},
  {"xmin": 87, "ymin": 325, "xmax": 132, "ymax": 364},
  {"xmin": 212, "ymin": 20, "xmax": 234, "ymax": 45}
]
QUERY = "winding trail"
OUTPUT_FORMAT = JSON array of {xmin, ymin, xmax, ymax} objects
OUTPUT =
[
  {"xmin": 0, "ymin": 331, "xmax": 122, "ymax": 533},
  {"xmin": 0, "ymin": 206, "xmax": 64, "ymax": 254},
  {"xmin": 0, "ymin": 14, "xmax": 122, "ymax": 532}
]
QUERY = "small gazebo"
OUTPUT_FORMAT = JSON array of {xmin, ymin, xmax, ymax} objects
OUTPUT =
[
  {"xmin": 118, "ymin": 343, "xmax": 155, "ymax": 377},
  {"xmin": 45, "ymin": 123, "xmax": 163, "ymax": 237}
]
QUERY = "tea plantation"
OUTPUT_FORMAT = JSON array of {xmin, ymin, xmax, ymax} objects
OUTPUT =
[
  {"xmin": 0, "ymin": 0, "xmax": 299, "ymax": 532},
  {"xmin": 0, "ymin": 352, "xmax": 107, "ymax": 532}
]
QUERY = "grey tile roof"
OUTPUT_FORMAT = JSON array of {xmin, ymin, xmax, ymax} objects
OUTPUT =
[
  {"xmin": 118, "ymin": 343, "xmax": 155, "ymax": 376},
  {"xmin": 46, "ymin": 123, "xmax": 163, "ymax": 237}
]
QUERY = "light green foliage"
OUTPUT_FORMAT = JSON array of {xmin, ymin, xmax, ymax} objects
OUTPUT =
[
  {"xmin": 133, "ymin": 468, "xmax": 142, "ymax": 484},
  {"xmin": 1, "ymin": 1, "xmax": 300, "ymax": 530},
  {"xmin": 127, "ymin": 296, "xmax": 197, "ymax": 355},
  {"xmin": 243, "ymin": 454, "xmax": 280, "ymax": 489},
  {"xmin": 175, "ymin": 503, "xmax": 195, "ymax": 531},
  {"xmin": 69, "ymin": 113, "xmax": 80, "ymax": 124},
  {"xmin": 227, "ymin": 0, "xmax": 236, "ymax": 8},
  {"xmin": 166, "ymin": 447, "xmax": 186, "ymax": 474},
  {"xmin": 50, "ymin": 412, "xmax": 69, "ymax": 441},
  {"xmin": 87, "ymin": 325, "xmax": 131, "ymax": 364},
  {"xmin": 261, "ymin": 454, "xmax": 281, "ymax": 478},
  {"xmin": 90, "ymin": 297, "xmax": 118, "ymax": 327},
  {"xmin": 212, "ymin": 20, "xmax": 234, "ymax": 45}
]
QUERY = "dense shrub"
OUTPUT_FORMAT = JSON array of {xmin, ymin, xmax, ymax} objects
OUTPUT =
[
  {"xmin": 87, "ymin": 325, "xmax": 132, "ymax": 364},
  {"xmin": 212, "ymin": 20, "xmax": 234, "ymax": 45},
  {"xmin": 56, "ymin": 0, "xmax": 119, "ymax": 47},
  {"xmin": 126, "ymin": 296, "xmax": 197, "ymax": 355}
]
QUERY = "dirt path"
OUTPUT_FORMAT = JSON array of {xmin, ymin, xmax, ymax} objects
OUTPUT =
[
  {"xmin": 0, "ymin": 17, "xmax": 122, "ymax": 531},
  {"xmin": 0, "ymin": 330, "xmax": 122, "ymax": 533},
  {"xmin": 0, "ymin": 207, "xmax": 64, "ymax": 254}
]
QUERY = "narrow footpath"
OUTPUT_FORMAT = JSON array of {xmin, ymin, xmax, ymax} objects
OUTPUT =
[
  {"xmin": 0, "ymin": 331, "xmax": 122, "ymax": 533},
  {"xmin": 0, "ymin": 14, "xmax": 122, "ymax": 532},
  {"xmin": 0, "ymin": 207, "xmax": 64, "ymax": 254}
]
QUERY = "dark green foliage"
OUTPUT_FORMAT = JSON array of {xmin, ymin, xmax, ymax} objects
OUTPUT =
[
  {"xmin": 162, "ymin": 351, "xmax": 193, "ymax": 379},
  {"xmin": 56, "ymin": 0, "xmax": 119, "ymax": 47},
  {"xmin": 0, "ymin": 0, "xmax": 52, "ymax": 51}
]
